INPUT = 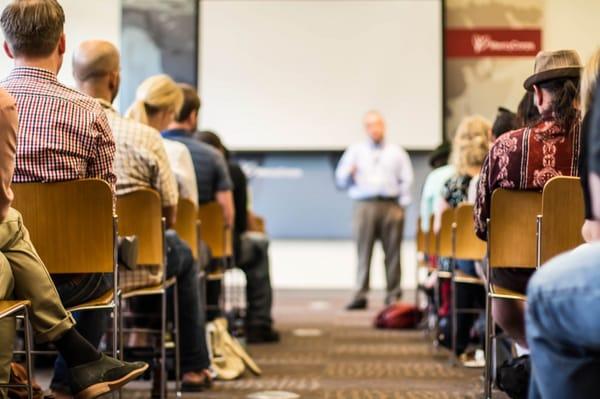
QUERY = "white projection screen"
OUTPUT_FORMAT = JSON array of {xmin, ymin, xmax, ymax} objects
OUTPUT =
[{"xmin": 200, "ymin": 0, "xmax": 442, "ymax": 151}]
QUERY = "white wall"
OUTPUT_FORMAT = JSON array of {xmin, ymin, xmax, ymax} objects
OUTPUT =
[{"xmin": 0, "ymin": 0, "xmax": 120, "ymax": 88}]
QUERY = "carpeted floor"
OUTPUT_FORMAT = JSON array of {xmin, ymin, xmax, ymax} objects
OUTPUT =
[{"xmin": 119, "ymin": 289, "xmax": 495, "ymax": 398}]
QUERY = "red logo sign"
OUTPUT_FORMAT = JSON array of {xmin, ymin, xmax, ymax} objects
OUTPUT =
[{"xmin": 446, "ymin": 29, "xmax": 542, "ymax": 58}]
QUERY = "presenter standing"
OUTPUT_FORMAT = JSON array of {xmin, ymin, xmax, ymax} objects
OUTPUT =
[{"xmin": 336, "ymin": 111, "xmax": 414, "ymax": 310}]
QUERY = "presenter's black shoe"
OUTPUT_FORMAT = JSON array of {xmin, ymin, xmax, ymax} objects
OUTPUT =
[
  {"xmin": 70, "ymin": 354, "xmax": 148, "ymax": 399},
  {"xmin": 247, "ymin": 325, "xmax": 281, "ymax": 344},
  {"xmin": 345, "ymin": 298, "xmax": 368, "ymax": 310}
]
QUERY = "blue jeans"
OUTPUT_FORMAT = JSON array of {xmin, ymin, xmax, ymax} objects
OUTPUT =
[
  {"xmin": 51, "ymin": 273, "xmax": 112, "ymax": 392},
  {"xmin": 526, "ymin": 243, "xmax": 600, "ymax": 399}
]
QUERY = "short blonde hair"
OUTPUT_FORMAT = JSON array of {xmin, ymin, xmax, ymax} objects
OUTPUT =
[
  {"xmin": 126, "ymin": 74, "xmax": 184, "ymax": 125},
  {"xmin": 581, "ymin": 48, "xmax": 600, "ymax": 115},
  {"xmin": 451, "ymin": 115, "xmax": 491, "ymax": 176}
]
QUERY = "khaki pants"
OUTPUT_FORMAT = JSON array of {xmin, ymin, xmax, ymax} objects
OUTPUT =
[
  {"xmin": 353, "ymin": 200, "xmax": 404, "ymax": 303},
  {"xmin": 0, "ymin": 208, "xmax": 75, "ymax": 389}
]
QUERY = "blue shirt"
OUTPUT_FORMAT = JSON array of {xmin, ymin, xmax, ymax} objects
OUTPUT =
[
  {"xmin": 335, "ymin": 139, "xmax": 414, "ymax": 206},
  {"xmin": 161, "ymin": 129, "xmax": 232, "ymax": 203}
]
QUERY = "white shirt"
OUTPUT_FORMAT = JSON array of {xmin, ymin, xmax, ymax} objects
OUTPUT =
[
  {"xmin": 162, "ymin": 138, "xmax": 199, "ymax": 206},
  {"xmin": 335, "ymin": 139, "xmax": 414, "ymax": 206}
]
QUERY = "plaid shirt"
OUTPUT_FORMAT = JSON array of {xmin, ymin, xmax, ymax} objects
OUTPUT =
[
  {"xmin": 97, "ymin": 99, "xmax": 178, "ymax": 207},
  {"xmin": 2, "ymin": 67, "xmax": 116, "ymax": 192}
]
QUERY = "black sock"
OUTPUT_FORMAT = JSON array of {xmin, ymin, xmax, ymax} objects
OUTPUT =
[{"xmin": 54, "ymin": 328, "xmax": 102, "ymax": 368}]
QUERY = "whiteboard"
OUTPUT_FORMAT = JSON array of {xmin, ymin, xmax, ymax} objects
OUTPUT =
[
  {"xmin": 200, "ymin": 0, "xmax": 442, "ymax": 151},
  {"xmin": 0, "ymin": 0, "xmax": 121, "ymax": 88}
]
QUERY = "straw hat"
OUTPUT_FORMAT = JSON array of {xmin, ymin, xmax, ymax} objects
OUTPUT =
[{"xmin": 523, "ymin": 50, "xmax": 582, "ymax": 90}]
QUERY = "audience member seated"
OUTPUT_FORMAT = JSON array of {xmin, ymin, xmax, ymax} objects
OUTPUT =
[
  {"xmin": 491, "ymin": 107, "xmax": 518, "ymax": 140},
  {"xmin": 434, "ymin": 116, "xmax": 491, "ymax": 358},
  {"xmin": 116, "ymin": 72, "xmax": 212, "ymax": 390},
  {"xmin": 0, "ymin": 1, "xmax": 136, "ymax": 395},
  {"xmin": 419, "ymin": 142, "xmax": 454, "ymax": 233},
  {"xmin": 197, "ymin": 131, "xmax": 280, "ymax": 343},
  {"xmin": 160, "ymin": 85, "xmax": 234, "ymax": 320},
  {"xmin": 526, "ymin": 49, "xmax": 600, "ymax": 399},
  {"xmin": 0, "ymin": 75, "xmax": 146, "ymax": 398},
  {"xmin": 474, "ymin": 49, "xmax": 583, "ymax": 350}
]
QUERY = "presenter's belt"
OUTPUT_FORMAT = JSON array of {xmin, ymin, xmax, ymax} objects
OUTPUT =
[{"xmin": 360, "ymin": 196, "xmax": 399, "ymax": 203}]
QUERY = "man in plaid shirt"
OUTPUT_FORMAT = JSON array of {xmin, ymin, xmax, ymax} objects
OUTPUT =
[{"xmin": 0, "ymin": 1, "xmax": 147, "ymax": 398}]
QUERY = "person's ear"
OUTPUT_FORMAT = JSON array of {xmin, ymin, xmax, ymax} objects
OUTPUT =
[
  {"xmin": 533, "ymin": 85, "xmax": 543, "ymax": 109},
  {"xmin": 3, "ymin": 42, "xmax": 14, "ymax": 59},
  {"xmin": 57, "ymin": 33, "xmax": 66, "ymax": 56},
  {"xmin": 109, "ymin": 70, "xmax": 120, "ymax": 93}
]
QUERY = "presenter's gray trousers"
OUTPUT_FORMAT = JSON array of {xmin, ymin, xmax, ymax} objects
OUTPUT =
[{"xmin": 352, "ymin": 200, "xmax": 404, "ymax": 303}]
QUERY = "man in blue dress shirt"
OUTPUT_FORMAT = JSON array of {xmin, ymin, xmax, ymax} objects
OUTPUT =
[{"xmin": 336, "ymin": 111, "xmax": 414, "ymax": 310}]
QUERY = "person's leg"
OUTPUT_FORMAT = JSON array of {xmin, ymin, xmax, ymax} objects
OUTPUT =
[
  {"xmin": 492, "ymin": 298, "xmax": 527, "ymax": 347},
  {"xmin": 238, "ymin": 233, "xmax": 273, "ymax": 328},
  {"xmin": 165, "ymin": 232, "xmax": 211, "ymax": 375},
  {"xmin": 380, "ymin": 203, "xmax": 404, "ymax": 304},
  {"xmin": 352, "ymin": 202, "xmax": 377, "ymax": 304},
  {"xmin": 51, "ymin": 274, "xmax": 112, "ymax": 393},
  {"xmin": 0, "ymin": 253, "xmax": 15, "ymax": 395},
  {"xmin": 527, "ymin": 243, "xmax": 600, "ymax": 399}
]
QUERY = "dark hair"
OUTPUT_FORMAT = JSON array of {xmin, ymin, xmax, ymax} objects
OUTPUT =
[
  {"xmin": 175, "ymin": 83, "xmax": 200, "ymax": 122},
  {"xmin": 1, "ymin": 0, "xmax": 65, "ymax": 57},
  {"xmin": 536, "ymin": 77, "xmax": 580, "ymax": 129},
  {"xmin": 196, "ymin": 130, "xmax": 229, "ymax": 158},
  {"xmin": 492, "ymin": 107, "xmax": 518, "ymax": 139},
  {"xmin": 516, "ymin": 91, "xmax": 540, "ymax": 127},
  {"xmin": 428, "ymin": 141, "xmax": 451, "ymax": 168}
]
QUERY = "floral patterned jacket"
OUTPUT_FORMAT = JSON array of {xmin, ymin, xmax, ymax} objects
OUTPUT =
[{"xmin": 474, "ymin": 115, "xmax": 581, "ymax": 240}]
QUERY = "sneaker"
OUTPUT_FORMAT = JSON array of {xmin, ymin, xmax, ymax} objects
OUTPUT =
[
  {"xmin": 345, "ymin": 298, "xmax": 367, "ymax": 310},
  {"xmin": 69, "ymin": 354, "xmax": 148, "ymax": 399}
]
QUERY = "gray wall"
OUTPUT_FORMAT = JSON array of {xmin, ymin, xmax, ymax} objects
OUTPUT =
[{"xmin": 237, "ymin": 151, "xmax": 431, "ymax": 240}]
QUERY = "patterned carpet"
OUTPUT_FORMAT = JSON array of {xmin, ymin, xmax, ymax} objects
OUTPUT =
[{"xmin": 120, "ymin": 290, "xmax": 492, "ymax": 399}]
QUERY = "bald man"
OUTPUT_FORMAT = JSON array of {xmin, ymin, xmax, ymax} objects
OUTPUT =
[
  {"xmin": 71, "ymin": 41, "xmax": 213, "ymax": 392},
  {"xmin": 335, "ymin": 111, "xmax": 414, "ymax": 309}
]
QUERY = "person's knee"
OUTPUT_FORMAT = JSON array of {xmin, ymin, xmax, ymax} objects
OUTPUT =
[
  {"xmin": 0, "ymin": 254, "xmax": 14, "ymax": 299},
  {"xmin": 492, "ymin": 299, "xmax": 525, "ymax": 338}
]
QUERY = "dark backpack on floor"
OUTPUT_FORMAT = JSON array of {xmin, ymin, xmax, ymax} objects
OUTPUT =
[{"xmin": 496, "ymin": 355, "xmax": 531, "ymax": 399}]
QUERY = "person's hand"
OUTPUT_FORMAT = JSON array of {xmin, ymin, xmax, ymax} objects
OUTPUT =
[{"xmin": 350, "ymin": 165, "xmax": 358, "ymax": 179}]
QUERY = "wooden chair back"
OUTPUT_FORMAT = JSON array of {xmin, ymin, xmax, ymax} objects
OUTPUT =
[
  {"xmin": 454, "ymin": 203, "xmax": 486, "ymax": 260},
  {"xmin": 174, "ymin": 198, "xmax": 199, "ymax": 259},
  {"xmin": 489, "ymin": 189, "xmax": 542, "ymax": 268},
  {"xmin": 197, "ymin": 202, "xmax": 233, "ymax": 258},
  {"xmin": 540, "ymin": 176, "xmax": 585, "ymax": 263},
  {"xmin": 438, "ymin": 209, "xmax": 454, "ymax": 258},
  {"xmin": 12, "ymin": 179, "xmax": 115, "ymax": 274},
  {"xmin": 425, "ymin": 214, "xmax": 436, "ymax": 257},
  {"xmin": 416, "ymin": 217, "xmax": 426, "ymax": 254},
  {"xmin": 117, "ymin": 189, "xmax": 163, "ymax": 266}
]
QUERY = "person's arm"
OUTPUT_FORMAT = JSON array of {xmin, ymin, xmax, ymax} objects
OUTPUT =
[
  {"xmin": 474, "ymin": 154, "xmax": 491, "ymax": 240},
  {"xmin": 216, "ymin": 190, "xmax": 234, "ymax": 228},
  {"xmin": 335, "ymin": 147, "xmax": 357, "ymax": 189},
  {"xmin": 162, "ymin": 205, "xmax": 177, "ymax": 229},
  {"xmin": 0, "ymin": 89, "xmax": 17, "ymax": 221},
  {"xmin": 397, "ymin": 148, "xmax": 414, "ymax": 207},
  {"xmin": 214, "ymin": 152, "xmax": 235, "ymax": 227},
  {"xmin": 88, "ymin": 111, "xmax": 117, "ymax": 197},
  {"xmin": 151, "ymin": 137, "xmax": 179, "ymax": 228}
]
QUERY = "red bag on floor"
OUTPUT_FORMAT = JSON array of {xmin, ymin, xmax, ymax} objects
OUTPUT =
[{"xmin": 374, "ymin": 302, "xmax": 422, "ymax": 329}]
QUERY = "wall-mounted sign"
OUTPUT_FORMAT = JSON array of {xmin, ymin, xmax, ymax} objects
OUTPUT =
[{"xmin": 446, "ymin": 28, "xmax": 541, "ymax": 58}]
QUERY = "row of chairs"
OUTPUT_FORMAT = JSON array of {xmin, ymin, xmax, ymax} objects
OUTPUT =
[
  {"xmin": 0, "ymin": 179, "xmax": 233, "ymax": 399},
  {"xmin": 416, "ymin": 176, "xmax": 585, "ymax": 397}
]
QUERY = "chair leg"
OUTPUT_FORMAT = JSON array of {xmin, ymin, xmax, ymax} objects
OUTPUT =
[
  {"xmin": 484, "ymin": 292, "xmax": 493, "ymax": 398},
  {"xmin": 173, "ymin": 280, "xmax": 182, "ymax": 398},
  {"xmin": 160, "ymin": 291, "xmax": 167, "ymax": 399},
  {"xmin": 451, "ymin": 276, "xmax": 458, "ymax": 366},
  {"xmin": 23, "ymin": 308, "xmax": 33, "ymax": 399}
]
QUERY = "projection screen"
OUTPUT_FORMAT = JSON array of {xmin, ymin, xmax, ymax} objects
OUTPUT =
[{"xmin": 200, "ymin": 0, "xmax": 442, "ymax": 151}]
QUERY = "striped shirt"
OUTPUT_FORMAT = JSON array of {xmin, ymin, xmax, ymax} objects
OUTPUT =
[
  {"xmin": 97, "ymin": 99, "xmax": 178, "ymax": 207},
  {"xmin": 2, "ymin": 67, "xmax": 116, "ymax": 192}
]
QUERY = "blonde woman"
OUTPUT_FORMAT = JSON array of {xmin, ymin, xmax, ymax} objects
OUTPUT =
[
  {"xmin": 434, "ymin": 115, "xmax": 491, "ymax": 358},
  {"xmin": 126, "ymin": 75, "xmax": 214, "ymax": 391}
]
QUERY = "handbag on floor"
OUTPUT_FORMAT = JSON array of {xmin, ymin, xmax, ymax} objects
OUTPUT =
[
  {"xmin": 374, "ymin": 302, "xmax": 422, "ymax": 329},
  {"xmin": 206, "ymin": 317, "xmax": 261, "ymax": 380},
  {"xmin": 7, "ymin": 362, "xmax": 45, "ymax": 399}
]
